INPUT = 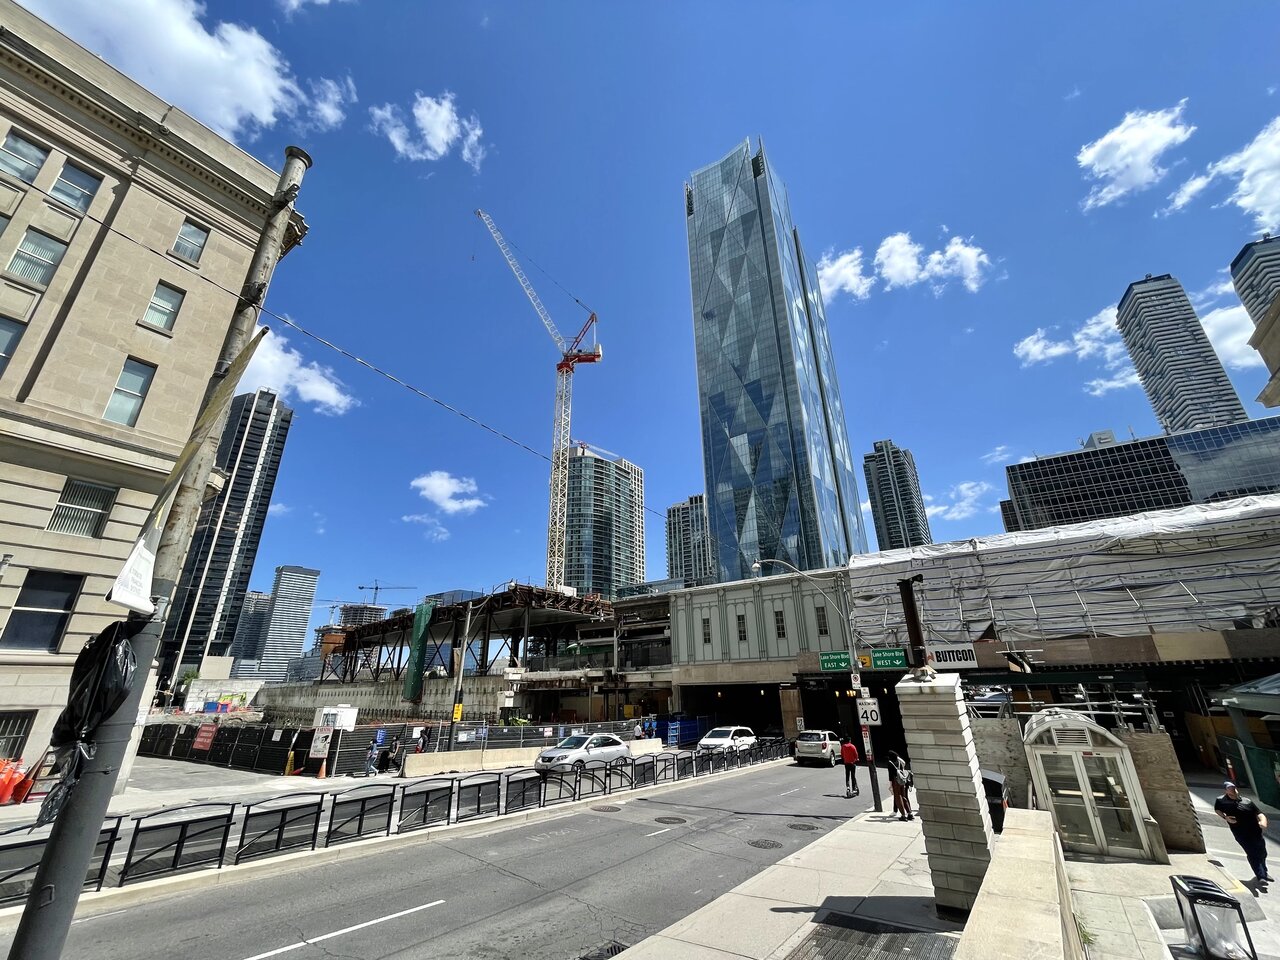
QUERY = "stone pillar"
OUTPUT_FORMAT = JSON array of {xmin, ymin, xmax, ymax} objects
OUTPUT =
[{"xmin": 896, "ymin": 671, "xmax": 995, "ymax": 918}]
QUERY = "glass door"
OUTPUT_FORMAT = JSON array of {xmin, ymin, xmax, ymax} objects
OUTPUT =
[
  {"xmin": 1080, "ymin": 753, "xmax": 1145, "ymax": 858},
  {"xmin": 1038, "ymin": 752, "xmax": 1101, "ymax": 854}
]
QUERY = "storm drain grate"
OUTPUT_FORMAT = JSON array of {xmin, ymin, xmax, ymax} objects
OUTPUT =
[
  {"xmin": 749, "ymin": 839, "xmax": 783, "ymax": 849},
  {"xmin": 655, "ymin": 816, "xmax": 686, "ymax": 824},
  {"xmin": 783, "ymin": 913, "xmax": 957, "ymax": 960},
  {"xmin": 591, "ymin": 805, "xmax": 621, "ymax": 813},
  {"xmin": 788, "ymin": 823, "xmax": 819, "ymax": 831},
  {"xmin": 578, "ymin": 941, "xmax": 628, "ymax": 959}
]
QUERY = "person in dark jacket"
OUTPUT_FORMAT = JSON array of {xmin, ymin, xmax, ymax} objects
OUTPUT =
[
  {"xmin": 886, "ymin": 750, "xmax": 914, "ymax": 821},
  {"xmin": 1216, "ymin": 781, "xmax": 1271, "ymax": 884}
]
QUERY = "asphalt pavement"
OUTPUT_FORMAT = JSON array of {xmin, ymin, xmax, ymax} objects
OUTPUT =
[{"xmin": 0, "ymin": 759, "xmax": 869, "ymax": 960}]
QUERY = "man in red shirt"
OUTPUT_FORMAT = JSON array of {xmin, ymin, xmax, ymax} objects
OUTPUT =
[{"xmin": 840, "ymin": 737, "xmax": 860, "ymax": 798}]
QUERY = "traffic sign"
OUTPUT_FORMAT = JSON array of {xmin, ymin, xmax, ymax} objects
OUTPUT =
[
  {"xmin": 819, "ymin": 650, "xmax": 852, "ymax": 672},
  {"xmin": 870, "ymin": 648, "xmax": 908, "ymax": 670},
  {"xmin": 452, "ymin": 703, "xmax": 463, "ymax": 722},
  {"xmin": 849, "ymin": 672, "xmax": 861, "ymax": 688},
  {"xmin": 856, "ymin": 698, "xmax": 882, "ymax": 726}
]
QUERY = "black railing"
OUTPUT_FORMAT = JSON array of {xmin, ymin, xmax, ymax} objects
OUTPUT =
[
  {"xmin": 0, "ymin": 740, "xmax": 790, "ymax": 893},
  {"xmin": 121, "ymin": 804, "xmax": 235, "ymax": 885}
]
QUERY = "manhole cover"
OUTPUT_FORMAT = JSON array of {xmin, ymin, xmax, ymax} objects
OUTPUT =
[
  {"xmin": 591, "ymin": 805, "xmax": 620, "ymax": 813},
  {"xmin": 579, "ymin": 942, "xmax": 628, "ymax": 960},
  {"xmin": 655, "ymin": 816, "xmax": 686, "ymax": 824},
  {"xmin": 749, "ymin": 839, "xmax": 783, "ymax": 849},
  {"xmin": 788, "ymin": 823, "xmax": 819, "ymax": 831}
]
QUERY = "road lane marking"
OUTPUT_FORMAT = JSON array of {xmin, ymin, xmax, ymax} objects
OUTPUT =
[
  {"xmin": 240, "ymin": 899, "xmax": 445, "ymax": 960},
  {"xmin": 778, "ymin": 788, "xmax": 800, "ymax": 796},
  {"xmin": 645, "ymin": 828, "xmax": 671, "ymax": 837},
  {"xmin": 72, "ymin": 909, "xmax": 128, "ymax": 924}
]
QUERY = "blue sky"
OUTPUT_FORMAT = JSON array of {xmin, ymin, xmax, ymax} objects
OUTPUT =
[{"xmin": 22, "ymin": 1, "xmax": 1280, "ymax": 622}]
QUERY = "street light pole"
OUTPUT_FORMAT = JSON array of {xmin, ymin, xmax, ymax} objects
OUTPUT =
[{"xmin": 753, "ymin": 558, "xmax": 882, "ymax": 812}]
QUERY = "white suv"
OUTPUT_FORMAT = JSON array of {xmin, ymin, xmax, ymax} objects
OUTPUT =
[
  {"xmin": 794, "ymin": 729, "xmax": 840, "ymax": 766},
  {"xmin": 696, "ymin": 726, "xmax": 756, "ymax": 753}
]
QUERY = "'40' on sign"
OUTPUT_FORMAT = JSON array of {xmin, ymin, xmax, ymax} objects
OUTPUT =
[{"xmin": 856, "ymin": 698, "xmax": 882, "ymax": 726}]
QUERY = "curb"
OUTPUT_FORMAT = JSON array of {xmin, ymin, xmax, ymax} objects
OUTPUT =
[{"xmin": 0, "ymin": 757, "xmax": 793, "ymax": 923}]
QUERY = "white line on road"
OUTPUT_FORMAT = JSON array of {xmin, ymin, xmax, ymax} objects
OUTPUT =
[
  {"xmin": 778, "ymin": 788, "xmax": 800, "ymax": 797},
  {"xmin": 645, "ymin": 828, "xmax": 672, "ymax": 837},
  {"xmin": 72, "ymin": 909, "xmax": 128, "ymax": 924},
  {"xmin": 239, "ymin": 899, "xmax": 446, "ymax": 960}
]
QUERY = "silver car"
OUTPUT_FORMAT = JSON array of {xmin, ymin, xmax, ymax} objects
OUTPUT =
[{"xmin": 535, "ymin": 733, "xmax": 631, "ymax": 772}]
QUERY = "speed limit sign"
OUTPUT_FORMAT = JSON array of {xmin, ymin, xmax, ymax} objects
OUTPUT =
[{"xmin": 856, "ymin": 697, "xmax": 882, "ymax": 726}]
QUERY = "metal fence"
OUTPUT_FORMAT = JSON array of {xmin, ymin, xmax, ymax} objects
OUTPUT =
[{"xmin": 0, "ymin": 739, "xmax": 789, "ymax": 904}]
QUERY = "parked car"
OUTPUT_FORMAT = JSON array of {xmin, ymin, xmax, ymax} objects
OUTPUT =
[
  {"xmin": 696, "ymin": 726, "xmax": 756, "ymax": 753},
  {"xmin": 793, "ymin": 729, "xmax": 840, "ymax": 766},
  {"xmin": 981, "ymin": 769, "xmax": 1010, "ymax": 833},
  {"xmin": 535, "ymin": 733, "xmax": 631, "ymax": 772}
]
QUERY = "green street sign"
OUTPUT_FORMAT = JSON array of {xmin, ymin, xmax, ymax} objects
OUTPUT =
[
  {"xmin": 818, "ymin": 651, "xmax": 852, "ymax": 672},
  {"xmin": 870, "ymin": 648, "xmax": 908, "ymax": 670}
]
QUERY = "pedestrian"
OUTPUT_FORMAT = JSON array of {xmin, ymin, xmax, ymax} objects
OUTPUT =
[
  {"xmin": 840, "ymin": 737, "xmax": 860, "ymax": 798},
  {"xmin": 1216, "ymin": 781, "xmax": 1272, "ymax": 885},
  {"xmin": 364, "ymin": 739, "xmax": 379, "ymax": 777},
  {"xmin": 385, "ymin": 736, "xmax": 402, "ymax": 772},
  {"xmin": 416, "ymin": 727, "xmax": 429, "ymax": 753},
  {"xmin": 633, "ymin": 721, "xmax": 644, "ymax": 740},
  {"xmin": 886, "ymin": 750, "xmax": 914, "ymax": 821}
]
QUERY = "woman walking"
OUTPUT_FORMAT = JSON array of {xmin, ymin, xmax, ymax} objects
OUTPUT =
[{"xmin": 886, "ymin": 750, "xmax": 914, "ymax": 821}]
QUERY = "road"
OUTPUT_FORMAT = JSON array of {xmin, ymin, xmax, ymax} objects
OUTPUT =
[{"xmin": 0, "ymin": 760, "xmax": 866, "ymax": 960}]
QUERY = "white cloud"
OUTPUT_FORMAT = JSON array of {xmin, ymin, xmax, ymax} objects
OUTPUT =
[
  {"xmin": 980, "ymin": 445, "xmax": 1012, "ymax": 465},
  {"xmin": 313, "ymin": 511, "xmax": 326, "ymax": 536},
  {"xmin": 1077, "ymin": 99, "xmax": 1195, "ymax": 211},
  {"xmin": 1017, "ymin": 455, "xmax": 1036, "ymax": 464},
  {"xmin": 410, "ymin": 471, "xmax": 486, "ymax": 514},
  {"xmin": 1203, "ymin": 117, "xmax": 1280, "ymax": 230},
  {"xmin": 267, "ymin": 502, "xmax": 291, "ymax": 516},
  {"xmin": 403, "ymin": 513, "xmax": 450, "ymax": 542},
  {"xmin": 872, "ymin": 233, "xmax": 993, "ymax": 294},
  {"xmin": 1064, "ymin": 85, "xmax": 1082, "ymax": 102},
  {"xmin": 926, "ymin": 481, "xmax": 994, "ymax": 521},
  {"xmin": 304, "ymin": 76, "xmax": 357, "ymax": 132},
  {"xmin": 370, "ymin": 92, "xmax": 487, "ymax": 172},
  {"xmin": 1084, "ymin": 368, "xmax": 1141, "ymax": 397},
  {"xmin": 1164, "ymin": 173, "xmax": 1212, "ymax": 215},
  {"xmin": 20, "ymin": 0, "xmax": 341, "ymax": 142},
  {"xmin": 1013, "ymin": 329, "xmax": 1074, "ymax": 366},
  {"xmin": 859, "ymin": 499, "xmax": 871, "ymax": 513},
  {"xmin": 241, "ymin": 327, "xmax": 357, "ymax": 415},
  {"xmin": 817, "ymin": 247, "xmax": 875, "ymax": 301},
  {"xmin": 279, "ymin": 0, "xmax": 349, "ymax": 13},
  {"xmin": 1013, "ymin": 305, "xmax": 1142, "ymax": 398},
  {"xmin": 1202, "ymin": 304, "xmax": 1264, "ymax": 370}
]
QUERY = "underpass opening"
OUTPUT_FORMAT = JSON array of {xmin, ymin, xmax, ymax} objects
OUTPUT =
[{"xmin": 675, "ymin": 683, "xmax": 784, "ymax": 738}]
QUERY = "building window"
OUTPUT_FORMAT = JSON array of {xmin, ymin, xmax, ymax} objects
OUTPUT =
[
  {"xmin": 0, "ymin": 131, "xmax": 47, "ymax": 183},
  {"xmin": 0, "ymin": 710, "xmax": 35, "ymax": 759},
  {"xmin": 0, "ymin": 569, "xmax": 82, "ymax": 651},
  {"xmin": 773, "ymin": 609, "xmax": 786, "ymax": 640},
  {"xmin": 7, "ymin": 229, "xmax": 68, "ymax": 286},
  {"xmin": 736, "ymin": 613, "xmax": 748, "ymax": 644},
  {"xmin": 701, "ymin": 617, "xmax": 712, "ymax": 644},
  {"xmin": 0, "ymin": 316, "xmax": 23, "ymax": 376},
  {"xmin": 104, "ymin": 357, "xmax": 156, "ymax": 426},
  {"xmin": 51, "ymin": 161, "xmax": 101, "ymax": 213},
  {"xmin": 0, "ymin": 214, "xmax": 9, "ymax": 237},
  {"xmin": 142, "ymin": 282, "xmax": 184, "ymax": 331},
  {"xmin": 172, "ymin": 220, "xmax": 209, "ymax": 263},
  {"xmin": 815, "ymin": 605, "xmax": 829, "ymax": 637},
  {"xmin": 47, "ymin": 479, "xmax": 116, "ymax": 537}
]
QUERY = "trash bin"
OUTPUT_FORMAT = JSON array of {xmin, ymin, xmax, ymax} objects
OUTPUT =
[{"xmin": 1170, "ymin": 875, "xmax": 1257, "ymax": 959}]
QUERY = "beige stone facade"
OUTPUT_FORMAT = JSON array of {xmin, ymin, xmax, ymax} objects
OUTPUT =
[{"xmin": 0, "ymin": 0, "xmax": 305, "ymax": 765}]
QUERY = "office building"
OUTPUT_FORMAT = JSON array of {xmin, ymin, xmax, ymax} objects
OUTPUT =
[
  {"xmin": 1231, "ymin": 234, "xmax": 1280, "ymax": 407},
  {"xmin": 1001, "ymin": 418, "xmax": 1280, "ymax": 531},
  {"xmin": 251, "ymin": 565, "xmax": 320, "ymax": 682},
  {"xmin": 666, "ymin": 494, "xmax": 715, "ymax": 585},
  {"xmin": 338, "ymin": 603, "xmax": 386, "ymax": 628},
  {"xmin": 160, "ymin": 389, "xmax": 293, "ymax": 682},
  {"xmin": 1117, "ymin": 274, "xmax": 1247, "ymax": 433},
  {"xmin": 0, "ymin": 1, "xmax": 307, "ymax": 764},
  {"xmin": 230, "ymin": 590, "xmax": 271, "ymax": 661},
  {"xmin": 685, "ymin": 139, "xmax": 866, "ymax": 582},
  {"xmin": 862, "ymin": 439, "xmax": 932, "ymax": 550},
  {"xmin": 563, "ymin": 445, "xmax": 644, "ymax": 600}
]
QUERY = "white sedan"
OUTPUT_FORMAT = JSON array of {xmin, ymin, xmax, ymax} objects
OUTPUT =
[
  {"xmin": 696, "ymin": 726, "xmax": 756, "ymax": 753},
  {"xmin": 534, "ymin": 733, "xmax": 631, "ymax": 771}
]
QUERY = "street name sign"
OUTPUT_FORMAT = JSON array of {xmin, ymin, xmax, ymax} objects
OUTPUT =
[
  {"xmin": 856, "ymin": 698, "xmax": 882, "ymax": 726},
  {"xmin": 870, "ymin": 648, "xmax": 908, "ymax": 670},
  {"xmin": 819, "ymin": 650, "xmax": 852, "ymax": 672}
]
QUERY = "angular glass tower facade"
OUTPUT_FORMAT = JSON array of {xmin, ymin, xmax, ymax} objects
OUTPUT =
[{"xmin": 686, "ymin": 139, "xmax": 866, "ymax": 582}]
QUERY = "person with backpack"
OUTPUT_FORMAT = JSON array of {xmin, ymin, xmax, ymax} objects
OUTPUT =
[
  {"xmin": 886, "ymin": 750, "xmax": 914, "ymax": 821},
  {"xmin": 840, "ymin": 737, "xmax": 860, "ymax": 798}
]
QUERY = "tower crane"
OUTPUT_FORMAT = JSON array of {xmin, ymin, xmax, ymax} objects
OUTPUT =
[
  {"xmin": 357, "ymin": 581, "xmax": 415, "ymax": 605},
  {"xmin": 475, "ymin": 209, "xmax": 602, "ymax": 591}
]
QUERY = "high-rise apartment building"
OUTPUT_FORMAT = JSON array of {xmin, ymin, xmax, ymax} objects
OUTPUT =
[
  {"xmin": 337, "ymin": 602, "xmax": 387, "ymax": 628},
  {"xmin": 160, "ymin": 389, "xmax": 293, "ymax": 682},
  {"xmin": 0, "ymin": 1, "xmax": 307, "ymax": 764},
  {"xmin": 862, "ymin": 440, "xmax": 932, "ymax": 550},
  {"xmin": 563, "ymin": 445, "xmax": 644, "ymax": 600},
  {"xmin": 1117, "ymin": 274, "xmax": 1248, "ymax": 433},
  {"xmin": 1000, "ymin": 419, "xmax": 1280, "ymax": 532},
  {"xmin": 1231, "ymin": 234, "xmax": 1280, "ymax": 407},
  {"xmin": 230, "ymin": 589, "xmax": 271, "ymax": 661},
  {"xmin": 253, "ymin": 565, "xmax": 320, "ymax": 682},
  {"xmin": 666, "ymin": 494, "xmax": 714, "ymax": 585},
  {"xmin": 686, "ymin": 139, "xmax": 866, "ymax": 582}
]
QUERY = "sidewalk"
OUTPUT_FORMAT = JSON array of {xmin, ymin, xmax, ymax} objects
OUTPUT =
[{"xmin": 617, "ymin": 809, "xmax": 961, "ymax": 959}]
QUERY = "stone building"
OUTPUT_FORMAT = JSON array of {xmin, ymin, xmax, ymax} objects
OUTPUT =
[{"xmin": 0, "ymin": 0, "xmax": 307, "ymax": 764}]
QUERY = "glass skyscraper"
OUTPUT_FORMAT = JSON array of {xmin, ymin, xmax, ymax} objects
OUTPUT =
[
  {"xmin": 666, "ymin": 493, "xmax": 715, "ymax": 585},
  {"xmin": 863, "ymin": 439, "xmax": 932, "ymax": 550},
  {"xmin": 564, "ymin": 445, "xmax": 645, "ymax": 600},
  {"xmin": 686, "ymin": 139, "xmax": 866, "ymax": 582}
]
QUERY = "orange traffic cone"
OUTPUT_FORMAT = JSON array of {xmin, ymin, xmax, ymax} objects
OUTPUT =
[
  {"xmin": 0, "ymin": 759, "xmax": 21, "ymax": 804},
  {"xmin": 316, "ymin": 758, "xmax": 327, "ymax": 780},
  {"xmin": 11, "ymin": 767, "xmax": 35, "ymax": 804}
]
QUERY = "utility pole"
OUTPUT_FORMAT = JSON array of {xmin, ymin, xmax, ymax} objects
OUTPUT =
[
  {"xmin": 445, "ymin": 601, "xmax": 473, "ymax": 751},
  {"xmin": 835, "ymin": 572, "xmax": 882, "ymax": 814},
  {"xmin": 897, "ymin": 574, "xmax": 927, "ymax": 669},
  {"xmin": 8, "ymin": 146, "xmax": 311, "ymax": 960}
]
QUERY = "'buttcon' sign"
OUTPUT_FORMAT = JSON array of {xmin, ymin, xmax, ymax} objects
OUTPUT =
[{"xmin": 925, "ymin": 642, "xmax": 978, "ymax": 670}]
